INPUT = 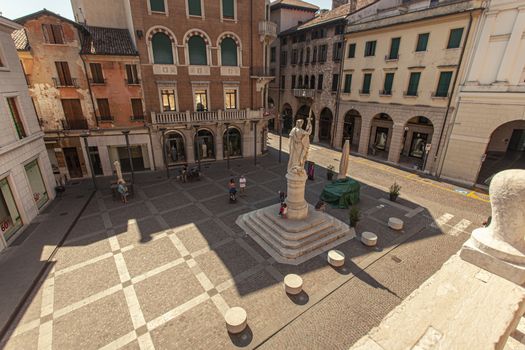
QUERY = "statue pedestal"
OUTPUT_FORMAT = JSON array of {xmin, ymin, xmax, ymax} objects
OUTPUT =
[{"xmin": 286, "ymin": 171, "xmax": 308, "ymax": 220}]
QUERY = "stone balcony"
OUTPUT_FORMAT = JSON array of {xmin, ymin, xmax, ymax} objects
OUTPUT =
[
  {"xmin": 293, "ymin": 88, "xmax": 316, "ymax": 99},
  {"xmin": 258, "ymin": 20, "xmax": 277, "ymax": 42},
  {"xmin": 151, "ymin": 109, "xmax": 263, "ymax": 125}
]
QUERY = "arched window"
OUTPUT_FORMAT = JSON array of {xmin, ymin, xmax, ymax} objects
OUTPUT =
[
  {"xmin": 165, "ymin": 132, "xmax": 186, "ymax": 164},
  {"xmin": 221, "ymin": 38, "xmax": 238, "ymax": 66},
  {"xmin": 304, "ymin": 75, "xmax": 309, "ymax": 88},
  {"xmin": 188, "ymin": 36, "xmax": 207, "ymax": 65},
  {"xmin": 152, "ymin": 32, "xmax": 174, "ymax": 64},
  {"xmin": 310, "ymin": 75, "xmax": 315, "ymax": 89}
]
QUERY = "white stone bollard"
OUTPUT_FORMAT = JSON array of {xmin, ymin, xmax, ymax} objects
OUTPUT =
[
  {"xmin": 388, "ymin": 217, "xmax": 404, "ymax": 231},
  {"xmin": 284, "ymin": 274, "xmax": 303, "ymax": 295},
  {"xmin": 224, "ymin": 307, "xmax": 247, "ymax": 334},
  {"xmin": 460, "ymin": 169, "xmax": 525, "ymax": 285},
  {"xmin": 361, "ymin": 232, "xmax": 378, "ymax": 247},
  {"xmin": 328, "ymin": 250, "xmax": 345, "ymax": 267}
]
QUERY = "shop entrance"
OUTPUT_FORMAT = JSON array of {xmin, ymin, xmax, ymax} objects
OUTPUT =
[{"xmin": 63, "ymin": 147, "xmax": 83, "ymax": 178}]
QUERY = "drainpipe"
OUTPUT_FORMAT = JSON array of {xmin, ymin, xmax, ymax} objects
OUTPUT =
[
  {"xmin": 147, "ymin": 125, "xmax": 157, "ymax": 171},
  {"xmin": 80, "ymin": 53, "xmax": 99, "ymax": 128},
  {"xmin": 250, "ymin": 0, "xmax": 254, "ymax": 108},
  {"xmin": 435, "ymin": 10, "xmax": 475, "ymax": 177}
]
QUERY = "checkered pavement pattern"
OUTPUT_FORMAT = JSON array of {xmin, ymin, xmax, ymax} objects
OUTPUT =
[{"xmin": 0, "ymin": 158, "xmax": 470, "ymax": 350}]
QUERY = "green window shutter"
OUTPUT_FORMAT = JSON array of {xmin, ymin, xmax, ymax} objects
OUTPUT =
[
  {"xmin": 189, "ymin": 36, "xmax": 207, "ymax": 65},
  {"xmin": 152, "ymin": 33, "xmax": 173, "ymax": 64},
  {"xmin": 362, "ymin": 73, "xmax": 371, "ymax": 93},
  {"xmin": 436, "ymin": 71, "xmax": 452, "ymax": 97},
  {"xmin": 383, "ymin": 73, "xmax": 394, "ymax": 94},
  {"xmin": 447, "ymin": 28, "xmax": 464, "ymax": 49},
  {"xmin": 150, "ymin": 0, "xmax": 165, "ymax": 12},
  {"xmin": 389, "ymin": 38, "xmax": 400, "ymax": 59},
  {"xmin": 331, "ymin": 74, "xmax": 339, "ymax": 92},
  {"xmin": 188, "ymin": 0, "xmax": 202, "ymax": 16},
  {"xmin": 348, "ymin": 43, "xmax": 356, "ymax": 58},
  {"xmin": 223, "ymin": 0, "xmax": 234, "ymax": 18},
  {"xmin": 344, "ymin": 74, "xmax": 352, "ymax": 93},
  {"xmin": 220, "ymin": 38, "xmax": 237, "ymax": 66},
  {"xmin": 416, "ymin": 33, "xmax": 429, "ymax": 52},
  {"xmin": 407, "ymin": 72, "xmax": 421, "ymax": 96}
]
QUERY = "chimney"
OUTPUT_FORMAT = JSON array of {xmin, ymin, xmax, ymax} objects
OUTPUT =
[{"xmin": 332, "ymin": 0, "xmax": 349, "ymax": 9}]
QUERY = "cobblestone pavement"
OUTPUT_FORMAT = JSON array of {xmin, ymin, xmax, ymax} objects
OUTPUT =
[{"xmin": 0, "ymin": 141, "xmax": 489, "ymax": 350}]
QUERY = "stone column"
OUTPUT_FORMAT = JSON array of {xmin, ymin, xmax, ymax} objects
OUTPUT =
[
  {"xmin": 460, "ymin": 169, "xmax": 525, "ymax": 285},
  {"xmin": 358, "ymin": 117, "xmax": 372, "ymax": 155},
  {"xmin": 313, "ymin": 117, "xmax": 320, "ymax": 143},
  {"xmin": 216, "ymin": 125, "xmax": 224, "ymax": 161},
  {"xmin": 466, "ymin": 11, "xmax": 498, "ymax": 83},
  {"xmin": 387, "ymin": 123, "xmax": 405, "ymax": 164},
  {"xmin": 286, "ymin": 171, "xmax": 308, "ymax": 220},
  {"xmin": 186, "ymin": 130, "xmax": 196, "ymax": 164},
  {"xmin": 495, "ymin": 8, "xmax": 525, "ymax": 84}
]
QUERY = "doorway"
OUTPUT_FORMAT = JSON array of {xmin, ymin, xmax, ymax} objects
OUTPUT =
[
  {"xmin": 89, "ymin": 147, "xmax": 103, "ymax": 175},
  {"xmin": 63, "ymin": 147, "xmax": 83, "ymax": 178}
]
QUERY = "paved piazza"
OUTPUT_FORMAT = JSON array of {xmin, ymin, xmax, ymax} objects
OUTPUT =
[{"xmin": 0, "ymin": 143, "xmax": 489, "ymax": 350}]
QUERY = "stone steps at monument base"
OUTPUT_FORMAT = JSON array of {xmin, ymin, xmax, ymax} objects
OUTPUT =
[
  {"xmin": 254, "ymin": 209, "xmax": 337, "ymax": 242},
  {"xmin": 261, "ymin": 208, "xmax": 327, "ymax": 233},
  {"xmin": 239, "ymin": 212, "xmax": 351, "ymax": 259}
]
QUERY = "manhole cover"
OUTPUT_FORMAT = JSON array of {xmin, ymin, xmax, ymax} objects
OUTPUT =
[
  {"xmin": 391, "ymin": 255, "xmax": 402, "ymax": 263},
  {"xmin": 59, "ymin": 212, "xmax": 68, "ymax": 216}
]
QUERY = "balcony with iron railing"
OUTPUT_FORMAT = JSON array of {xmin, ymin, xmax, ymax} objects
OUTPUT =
[
  {"xmin": 130, "ymin": 115, "xmax": 145, "ymax": 122},
  {"xmin": 89, "ymin": 78, "xmax": 106, "ymax": 85},
  {"xmin": 97, "ymin": 115, "xmax": 114, "ymax": 122},
  {"xmin": 293, "ymin": 88, "xmax": 316, "ymax": 98},
  {"xmin": 61, "ymin": 118, "xmax": 88, "ymax": 130},
  {"xmin": 125, "ymin": 78, "xmax": 141, "ymax": 85},
  {"xmin": 52, "ymin": 77, "xmax": 79, "ymax": 88},
  {"xmin": 152, "ymin": 109, "xmax": 263, "ymax": 125},
  {"xmin": 258, "ymin": 21, "xmax": 277, "ymax": 41}
]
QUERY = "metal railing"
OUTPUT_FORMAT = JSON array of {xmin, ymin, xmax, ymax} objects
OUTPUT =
[
  {"xmin": 97, "ymin": 115, "xmax": 114, "ymax": 122},
  {"xmin": 130, "ymin": 115, "xmax": 145, "ymax": 121},
  {"xmin": 152, "ymin": 109, "xmax": 262, "ymax": 124},
  {"xmin": 52, "ymin": 77, "xmax": 79, "ymax": 88},
  {"xmin": 89, "ymin": 78, "xmax": 106, "ymax": 85},
  {"xmin": 258, "ymin": 21, "xmax": 277, "ymax": 38},
  {"xmin": 293, "ymin": 89, "xmax": 316, "ymax": 98},
  {"xmin": 61, "ymin": 118, "xmax": 88, "ymax": 130}
]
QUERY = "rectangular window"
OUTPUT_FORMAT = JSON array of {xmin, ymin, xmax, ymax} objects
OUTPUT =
[
  {"xmin": 312, "ymin": 47, "xmax": 317, "ymax": 63},
  {"xmin": 305, "ymin": 48, "xmax": 310, "ymax": 63},
  {"xmin": 343, "ymin": 74, "xmax": 352, "ymax": 93},
  {"xmin": 332, "ymin": 42, "xmax": 343, "ymax": 61},
  {"xmin": 188, "ymin": 0, "xmax": 202, "ymax": 16},
  {"xmin": 281, "ymin": 75, "xmax": 285, "ymax": 89},
  {"xmin": 0, "ymin": 177, "xmax": 23, "ymax": 242},
  {"xmin": 317, "ymin": 74, "xmax": 323, "ymax": 90},
  {"xmin": 61, "ymin": 99, "xmax": 87, "ymax": 129},
  {"xmin": 194, "ymin": 89, "xmax": 208, "ymax": 111},
  {"xmin": 416, "ymin": 33, "xmax": 429, "ymax": 52},
  {"xmin": 299, "ymin": 49, "xmax": 303, "ymax": 64},
  {"xmin": 161, "ymin": 89, "xmax": 176, "ymax": 111},
  {"xmin": 447, "ymin": 28, "xmax": 464, "ymax": 49},
  {"xmin": 126, "ymin": 64, "xmax": 139, "ymax": 84},
  {"xmin": 319, "ymin": 45, "xmax": 328, "ymax": 62},
  {"xmin": 362, "ymin": 73, "xmax": 372, "ymax": 94},
  {"xmin": 435, "ymin": 71, "xmax": 453, "ymax": 97},
  {"xmin": 42, "ymin": 24, "xmax": 64, "ymax": 44},
  {"xmin": 270, "ymin": 47, "xmax": 276, "ymax": 62},
  {"xmin": 25, "ymin": 160, "xmax": 49, "ymax": 209},
  {"xmin": 224, "ymin": 88, "xmax": 237, "ymax": 109},
  {"xmin": 291, "ymin": 49, "xmax": 298, "ymax": 64},
  {"xmin": 0, "ymin": 48, "xmax": 4, "ymax": 67},
  {"xmin": 223, "ymin": 0, "xmax": 234, "ymax": 19},
  {"xmin": 364, "ymin": 41, "xmax": 376, "ymax": 57},
  {"xmin": 331, "ymin": 74, "xmax": 339, "ymax": 92},
  {"xmin": 388, "ymin": 37, "xmax": 400, "ymax": 60},
  {"xmin": 383, "ymin": 73, "xmax": 394, "ymax": 95},
  {"xmin": 347, "ymin": 43, "xmax": 356, "ymax": 58},
  {"xmin": 291, "ymin": 75, "xmax": 296, "ymax": 89},
  {"xmin": 280, "ymin": 51, "xmax": 287, "ymax": 65},
  {"xmin": 7, "ymin": 97, "xmax": 26, "ymax": 139},
  {"xmin": 55, "ymin": 61, "xmax": 72, "ymax": 86},
  {"xmin": 406, "ymin": 72, "xmax": 421, "ymax": 96},
  {"xmin": 96, "ymin": 99, "xmax": 111, "ymax": 120},
  {"xmin": 150, "ymin": 0, "xmax": 165, "ymax": 12},
  {"xmin": 131, "ymin": 99, "xmax": 144, "ymax": 119},
  {"xmin": 89, "ymin": 63, "xmax": 104, "ymax": 84}
]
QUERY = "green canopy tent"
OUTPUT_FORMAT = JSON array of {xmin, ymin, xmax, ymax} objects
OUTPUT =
[{"xmin": 320, "ymin": 177, "xmax": 360, "ymax": 209}]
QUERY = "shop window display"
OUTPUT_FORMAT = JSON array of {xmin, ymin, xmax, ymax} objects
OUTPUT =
[{"xmin": 0, "ymin": 178, "xmax": 23, "ymax": 242}]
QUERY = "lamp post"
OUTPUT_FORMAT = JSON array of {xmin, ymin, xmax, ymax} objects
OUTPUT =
[
  {"xmin": 224, "ymin": 122, "xmax": 231, "ymax": 170},
  {"xmin": 121, "ymin": 130, "xmax": 134, "ymax": 184},
  {"xmin": 159, "ymin": 127, "xmax": 168, "ymax": 178},
  {"xmin": 193, "ymin": 125, "xmax": 201, "ymax": 172},
  {"xmin": 278, "ymin": 112, "xmax": 284, "ymax": 163},
  {"xmin": 252, "ymin": 121, "xmax": 257, "ymax": 166},
  {"xmin": 80, "ymin": 131, "xmax": 97, "ymax": 190}
]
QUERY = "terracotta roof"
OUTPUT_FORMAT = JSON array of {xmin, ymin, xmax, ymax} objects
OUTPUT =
[
  {"xmin": 297, "ymin": 0, "xmax": 377, "ymax": 29},
  {"xmin": 15, "ymin": 9, "xmax": 83, "ymax": 29},
  {"xmin": 11, "ymin": 28, "xmax": 30, "ymax": 51},
  {"xmin": 80, "ymin": 26, "xmax": 137, "ymax": 56},
  {"xmin": 271, "ymin": 0, "xmax": 320, "ymax": 11}
]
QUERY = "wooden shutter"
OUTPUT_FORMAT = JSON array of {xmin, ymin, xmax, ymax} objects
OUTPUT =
[
  {"xmin": 188, "ymin": 0, "xmax": 202, "ymax": 16},
  {"xmin": 331, "ymin": 74, "xmax": 339, "ymax": 91},
  {"xmin": 407, "ymin": 72, "xmax": 421, "ymax": 96},
  {"xmin": 90, "ymin": 63, "xmax": 104, "ymax": 83},
  {"xmin": 223, "ymin": 0, "xmax": 234, "ymax": 18},
  {"xmin": 416, "ymin": 33, "xmax": 429, "ymax": 52},
  {"xmin": 51, "ymin": 25, "xmax": 64, "ymax": 44},
  {"xmin": 131, "ymin": 99, "xmax": 144, "ymax": 118},
  {"xmin": 348, "ymin": 43, "xmax": 356, "ymax": 58},
  {"xmin": 97, "ymin": 99, "xmax": 111, "ymax": 119},
  {"xmin": 436, "ymin": 71, "xmax": 452, "ymax": 97},
  {"xmin": 344, "ymin": 74, "xmax": 352, "ymax": 93},
  {"xmin": 7, "ymin": 97, "xmax": 26, "ymax": 139},
  {"xmin": 125, "ymin": 64, "xmax": 139, "ymax": 83},
  {"xmin": 42, "ymin": 24, "xmax": 51, "ymax": 43},
  {"xmin": 389, "ymin": 38, "xmax": 400, "ymax": 59},
  {"xmin": 383, "ymin": 73, "xmax": 394, "ymax": 94},
  {"xmin": 56, "ymin": 62, "xmax": 72, "ymax": 86}
]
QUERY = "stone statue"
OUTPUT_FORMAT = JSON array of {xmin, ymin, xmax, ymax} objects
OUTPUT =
[{"xmin": 288, "ymin": 114, "xmax": 313, "ymax": 174}]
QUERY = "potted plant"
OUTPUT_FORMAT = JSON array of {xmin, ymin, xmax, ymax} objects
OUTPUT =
[
  {"xmin": 389, "ymin": 182, "xmax": 401, "ymax": 202},
  {"xmin": 327, "ymin": 165, "xmax": 336, "ymax": 180},
  {"xmin": 349, "ymin": 206, "xmax": 360, "ymax": 228}
]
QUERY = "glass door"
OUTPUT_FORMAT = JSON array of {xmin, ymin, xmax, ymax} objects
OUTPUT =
[
  {"xmin": 0, "ymin": 178, "xmax": 23, "ymax": 242},
  {"xmin": 25, "ymin": 160, "xmax": 49, "ymax": 209}
]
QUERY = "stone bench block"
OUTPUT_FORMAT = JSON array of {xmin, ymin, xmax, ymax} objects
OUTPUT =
[{"xmin": 225, "ymin": 307, "xmax": 247, "ymax": 334}]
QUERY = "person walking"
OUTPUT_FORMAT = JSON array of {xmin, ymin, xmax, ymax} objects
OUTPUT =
[
  {"xmin": 278, "ymin": 191, "xmax": 287, "ymax": 203},
  {"xmin": 239, "ymin": 175, "xmax": 246, "ymax": 195},
  {"xmin": 228, "ymin": 178, "xmax": 237, "ymax": 202}
]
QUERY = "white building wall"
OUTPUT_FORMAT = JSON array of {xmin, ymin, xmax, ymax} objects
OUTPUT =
[{"xmin": 0, "ymin": 19, "xmax": 56, "ymax": 251}]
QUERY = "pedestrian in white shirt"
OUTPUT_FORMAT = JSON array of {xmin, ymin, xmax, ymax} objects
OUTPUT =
[{"xmin": 239, "ymin": 175, "xmax": 247, "ymax": 195}]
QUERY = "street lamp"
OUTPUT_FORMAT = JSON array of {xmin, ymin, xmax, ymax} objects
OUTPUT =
[
  {"xmin": 121, "ymin": 130, "xmax": 134, "ymax": 184},
  {"xmin": 159, "ymin": 127, "xmax": 168, "ymax": 179},
  {"xmin": 224, "ymin": 122, "xmax": 231, "ymax": 170},
  {"xmin": 278, "ymin": 112, "xmax": 284, "ymax": 163},
  {"xmin": 80, "ymin": 131, "xmax": 97, "ymax": 190},
  {"xmin": 193, "ymin": 125, "xmax": 201, "ymax": 172}
]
